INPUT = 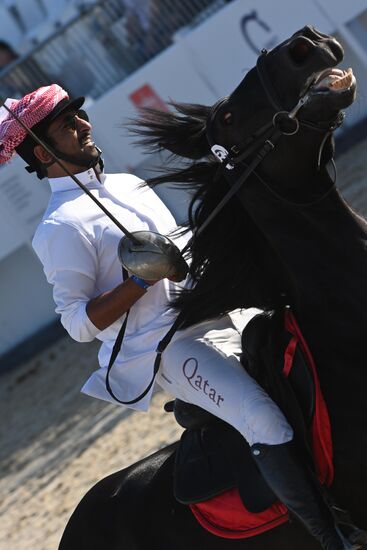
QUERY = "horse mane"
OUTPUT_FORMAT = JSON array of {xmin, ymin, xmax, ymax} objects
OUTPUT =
[
  {"xmin": 130, "ymin": 103, "xmax": 287, "ymax": 326},
  {"xmin": 129, "ymin": 102, "xmax": 211, "ymax": 159}
]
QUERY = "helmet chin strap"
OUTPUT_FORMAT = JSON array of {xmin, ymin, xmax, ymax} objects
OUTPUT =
[{"xmin": 45, "ymin": 144, "xmax": 103, "ymax": 171}]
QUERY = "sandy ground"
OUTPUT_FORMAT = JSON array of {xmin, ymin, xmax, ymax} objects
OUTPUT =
[
  {"xmin": 0, "ymin": 337, "xmax": 183, "ymax": 550},
  {"xmin": 1, "ymin": 139, "xmax": 367, "ymax": 550}
]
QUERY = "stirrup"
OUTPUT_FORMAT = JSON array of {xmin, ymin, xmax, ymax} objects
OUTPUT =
[
  {"xmin": 336, "ymin": 526, "xmax": 365, "ymax": 550},
  {"xmin": 332, "ymin": 506, "xmax": 367, "ymax": 549}
]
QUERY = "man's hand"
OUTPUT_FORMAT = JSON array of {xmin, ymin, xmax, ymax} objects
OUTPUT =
[
  {"xmin": 86, "ymin": 277, "xmax": 152, "ymax": 331},
  {"xmin": 86, "ymin": 272, "xmax": 185, "ymax": 332}
]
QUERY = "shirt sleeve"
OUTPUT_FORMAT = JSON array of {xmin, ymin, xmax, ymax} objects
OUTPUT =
[{"xmin": 32, "ymin": 220, "xmax": 101, "ymax": 342}]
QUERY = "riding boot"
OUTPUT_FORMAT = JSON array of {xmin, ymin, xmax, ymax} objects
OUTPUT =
[{"xmin": 250, "ymin": 441, "xmax": 352, "ymax": 550}]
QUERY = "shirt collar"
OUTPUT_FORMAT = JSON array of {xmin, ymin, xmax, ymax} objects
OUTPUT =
[{"xmin": 48, "ymin": 168, "xmax": 106, "ymax": 193}]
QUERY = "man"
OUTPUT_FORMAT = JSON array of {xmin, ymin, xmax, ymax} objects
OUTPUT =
[{"xmin": 0, "ymin": 84, "xmax": 353, "ymax": 549}]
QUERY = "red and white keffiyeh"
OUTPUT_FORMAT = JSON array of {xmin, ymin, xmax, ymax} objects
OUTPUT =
[{"xmin": 0, "ymin": 84, "xmax": 68, "ymax": 165}]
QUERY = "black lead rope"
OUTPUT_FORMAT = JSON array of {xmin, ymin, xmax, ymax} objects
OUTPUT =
[{"xmin": 105, "ymin": 267, "xmax": 185, "ymax": 405}]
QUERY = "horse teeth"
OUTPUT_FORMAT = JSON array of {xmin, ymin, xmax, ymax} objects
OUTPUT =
[
  {"xmin": 314, "ymin": 67, "xmax": 354, "ymax": 91},
  {"xmin": 330, "ymin": 68, "xmax": 353, "ymax": 90}
]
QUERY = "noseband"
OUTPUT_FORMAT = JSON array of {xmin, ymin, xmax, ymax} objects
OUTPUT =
[{"xmin": 197, "ymin": 50, "xmax": 344, "ymax": 236}]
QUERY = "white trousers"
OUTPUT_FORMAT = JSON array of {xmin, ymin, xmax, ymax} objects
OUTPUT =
[{"xmin": 157, "ymin": 312, "xmax": 293, "ymax": 447}]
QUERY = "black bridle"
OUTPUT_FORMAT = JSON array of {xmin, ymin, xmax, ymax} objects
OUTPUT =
[{"xmin": 196, "ymin": 50, "xmax": 344, "ymax": 236}]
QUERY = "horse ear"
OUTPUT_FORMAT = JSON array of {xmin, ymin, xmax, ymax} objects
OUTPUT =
[{"xmin": 130, "ymin": 102, "xmax": 211, "ymax": 160}]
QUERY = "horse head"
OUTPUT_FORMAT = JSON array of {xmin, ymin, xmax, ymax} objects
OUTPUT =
[
  {"xmin": 204, "ymin": 26, "xmax": 356, "ymax": 197},
  {"xmin": 217, "ymin": 25, "xmax": 356, "ymax": 136},
  {"xmin": 135, "ymin": 27, "xmax": 355, "ymax": 167}
]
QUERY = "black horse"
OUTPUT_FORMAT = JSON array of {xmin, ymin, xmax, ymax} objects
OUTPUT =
[{"xmin": 59, "ymin": 27, "xmax": 367, "ymax": 549}]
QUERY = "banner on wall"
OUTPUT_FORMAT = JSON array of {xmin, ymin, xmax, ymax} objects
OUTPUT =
[{"xmin": 129, "ymin": 84, "xmax": 169, "ymax": 111}]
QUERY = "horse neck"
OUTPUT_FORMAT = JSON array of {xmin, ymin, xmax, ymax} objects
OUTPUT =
[
  {"xmin": 239, "ymin": 168, "xmax": 366, "ymax": 325},
  {"xmin": 236, "ymin": 164, "xmax": 367, "ymax": 404},
  {"xmin": 262, "ymin": 126, "xmax": 333, "ymax": 198},
  {"xmin": 241, "ymin": 128, "xmax": 367, "ymax": 321}
]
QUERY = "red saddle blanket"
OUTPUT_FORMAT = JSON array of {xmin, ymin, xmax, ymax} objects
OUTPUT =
[{"xmin": 189, "ymin": 309, "xmax": 334, "ymax": 539}]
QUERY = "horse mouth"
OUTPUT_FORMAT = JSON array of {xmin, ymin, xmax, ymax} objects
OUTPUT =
[{"xmin": 313, "ymin": 67, "xmax": 355, "ymax": 93}]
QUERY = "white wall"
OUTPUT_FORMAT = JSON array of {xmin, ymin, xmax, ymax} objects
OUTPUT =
[
  {"xmin": 0, "ymin": 158, "xmax": 50, "ymax": 258},
  {"xmin": 177, "ymin": 0, "xmax": 332, "ymax": 97},
  {"xmin": 1, "ymin": 0, "xmax": 367, "ymax": 356},
  {"xmin": 0, "ymin": 245, "xmax": 57, "ymax": 358}
]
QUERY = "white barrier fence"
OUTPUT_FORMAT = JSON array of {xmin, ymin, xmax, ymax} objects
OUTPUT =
[{"xmin": 0, "ymin": 0, "xmax": 367, "ymax": 359}]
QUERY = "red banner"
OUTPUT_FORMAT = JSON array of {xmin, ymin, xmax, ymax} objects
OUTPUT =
[{"xmin": 129, "ymin": 84, "xmax": 168, "ymax": 111}]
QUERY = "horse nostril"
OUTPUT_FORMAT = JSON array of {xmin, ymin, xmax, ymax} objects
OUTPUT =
[
  {"xmin": 328, "ymin": 38, "xmax": 344, "ymax": 63},
  {"xmin": 289, "ymin": 38, "xmax": 313, "ymax": 64}
]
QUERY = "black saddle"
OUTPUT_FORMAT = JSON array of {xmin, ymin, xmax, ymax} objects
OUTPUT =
[{"xmin": 168, "ymin": 309, "xmax": 316, "ymax": 512}]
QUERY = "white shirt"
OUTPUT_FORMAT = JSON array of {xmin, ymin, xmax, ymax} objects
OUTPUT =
[{"xmin": 32, "ymin": 168, "xmax": 190, "ymax": 410}]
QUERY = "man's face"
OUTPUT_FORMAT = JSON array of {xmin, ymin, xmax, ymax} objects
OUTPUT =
[{"xmin": 45, "ymin": 109, "xmax": 99, "ymax": 167}]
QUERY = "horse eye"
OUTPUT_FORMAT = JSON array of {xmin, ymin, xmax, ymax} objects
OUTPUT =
[{"xmin": 222, "ymin": 112, "xmax": 234, "ymax": 125}]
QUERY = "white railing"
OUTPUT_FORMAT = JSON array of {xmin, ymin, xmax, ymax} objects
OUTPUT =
[{"xmin": 0, "ymin": 0, "xmax": 227, "ymax": 100}]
